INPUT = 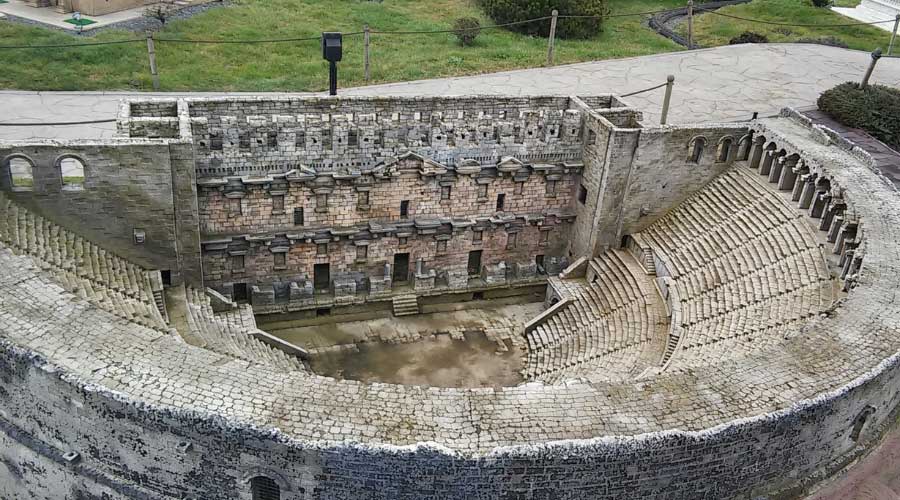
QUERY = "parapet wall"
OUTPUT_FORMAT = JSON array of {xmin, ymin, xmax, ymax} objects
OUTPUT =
[
  {"xmin": 0, "ymin": 141, "xmax": 183, "ymax": 272},
  {"xmin": 3, "ymin": 110, "xmax": 900, "ymax": 499},
  {"xmin": 179, "ymin": 96, "xmax": 614, "ymax": 177},
  {"xmin": 2, "ymin": 323, "xmax": 898, "ymax": 500}
]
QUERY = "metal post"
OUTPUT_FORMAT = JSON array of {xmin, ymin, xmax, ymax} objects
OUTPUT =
[
  {"xmin": 660, "ymin": 75, "xmax": 675, "ymax": 125},
  {"xmin": 687, "ymin": 0, "xmax": 694, "ymax": 50},
  {"xmin": 889, "ymin": 14, "xmax": 899, "ymax": 56},
  {"xmin": 364, "ymin": 24, "xmax": 371, "ymax": 82},
  {"xmin": 547, "ymin": 9, "xmax": 559, "ymax": 67},
  {"xmin": 861, "ymin": 48, "xmax": 882, "ymax": 90},
  {"xmin": 146, "ymin": 32, "xmax": 160, "ymax": 91},
  {"xmin": 329, "ymin": 62, "xmax": 338, "ymax": 96}
]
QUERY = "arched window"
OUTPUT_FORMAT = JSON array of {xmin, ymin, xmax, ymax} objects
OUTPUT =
[
  {"xmin": 716, "ymin": 137, "xmax": 734, "ymax": 163},
  {"xmin": 58, "ymin": 156, "xmax": 85, "ymax": 191},
  {"xmin": 850, "ymin": 405, "xmax": 876, "ymax": 442},
  {"xmin": 7, "ymin": 156, "xmax": 35, "ymax": 191},
  {"xmin": 737, "ymin": 133, "xmax": 753, "ymax": 161},
  {"xmin": 688, "ymin": 137, "xmax": 707, "ymax": 164},
  {"xmin": 250, "ymin": 476, "xmax": 281, "ymax": 500}
]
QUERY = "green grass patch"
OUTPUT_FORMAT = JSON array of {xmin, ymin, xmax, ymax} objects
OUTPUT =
[
  {"xmin": 686, "ymin": 0, "xmax": 894, "ymax": 51},
  {"xmin": 0, "ymin": 0, "xmax": 888, "ymax": 92},
  {"xmin": 0, "ymin": 0, "xmax": 684, "ymax": 91},
  {"xmin": 64, "ymin": 17, "xmax": 97, "ymax": 26}
]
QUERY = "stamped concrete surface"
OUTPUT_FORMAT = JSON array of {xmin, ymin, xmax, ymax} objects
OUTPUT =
[
  {"xmin": 2, "ymin": 43, "xmax": 900, "ymax": 141},
  {"xmin": 0, "ymin": 0, "xmax": 149, "ymax": 31}
]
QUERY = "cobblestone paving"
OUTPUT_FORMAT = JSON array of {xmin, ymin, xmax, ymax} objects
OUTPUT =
[
  {"xmin": 2, "ymin": 44, "xmax": 899, "ymax": 141},
  {"xmin": 1, "ymin": 114, "xmax": 899, "ymax": 457}
]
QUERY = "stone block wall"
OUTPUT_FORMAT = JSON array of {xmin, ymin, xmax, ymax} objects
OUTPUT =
[
  {"xmin": 183, "ymin": 96, "xmax": 598, "ymax": 177},
  {"xmin": 0, "ymin": 142, "xmax": 182, "ymax": 273},
  {"xmin": 618, "ymin": 123, "xmax": 750, "ymax": 236},
  {"xmin": 2, "ymin": 334, "xmax": 900, "ymax": 500},
  {"xmin": 568, "ymin": 100, "xmax": 749, "ymax": 256},
  {"xmin": 203, "ymin": 214, "xmax": 571, "ymax": 310},
  {"xmin": 197, "ymin": 159, "xmax": 579, "ymax": 236}
]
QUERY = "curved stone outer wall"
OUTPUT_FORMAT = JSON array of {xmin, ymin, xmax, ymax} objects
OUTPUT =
[
  {"xmin": 2, "ymin": 102, "xmax": 900, "ymax": 499},
  {"xmin": 1, "ymin": 339, "xmax": 898, "ymax": 500}
]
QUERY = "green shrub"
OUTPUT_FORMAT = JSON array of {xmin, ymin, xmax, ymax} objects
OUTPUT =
[
  {"xmin": 729, "ymin": 31, "xmax": 769, "ymax": 44},
  {"xmin": 818, "ymin": 82, "xmax": 900, "ymax": 150},
  {"xmin": 453, "ymin": 17, "xmax": 482, "ymax": 46},
  {"xmin": 811, "ymin": 0, "xmax": 831, "ymax": 7},
  {"xmin": 796, "ymin": 36, "xmax": 848, "ymax": 48},
  {"xmin": 478, "ymin": 0, "xmax": 609, "ymax": 39}
]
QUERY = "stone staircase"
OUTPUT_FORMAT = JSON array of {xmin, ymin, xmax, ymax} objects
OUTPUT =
[
  {"xmin": 393, "ymin": 294, "xmax": 419, "ymax": 316},
  {"xmin": 660, "ymin": 327, "xmax": 681, "ymax": 367},
  {"xmin": 152, "ymin": 288, "xmax": 168, "ymax": 323},
  {"xmin": 641, "ymin": 248, "xmax": 656, "ymax": 275}
]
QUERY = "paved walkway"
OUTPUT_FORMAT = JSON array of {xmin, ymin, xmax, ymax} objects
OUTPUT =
[
  {"xmin": 0, "ymin": 0, "xmax": 148, "ymax": 31},
  {"xmin": 2, "ymin": 43, "xmax": 900, "ymax": 141},
  {"xmin": 802, "ymin": 107, "xmax": 900, "ymax": 188}
]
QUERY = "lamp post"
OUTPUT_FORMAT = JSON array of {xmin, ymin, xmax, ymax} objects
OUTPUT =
[
  {"xmin": 322, "ymin": 32, "xmax": 343, "ymax": 96},
  {"xmin": 73, "ymin": 11, "xmax": 83, "ymax": 35}
]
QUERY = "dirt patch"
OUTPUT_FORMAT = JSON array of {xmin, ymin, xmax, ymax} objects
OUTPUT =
[{"xmin": 310, "ymin": 332, "xmax": 524, "ymax": 388}]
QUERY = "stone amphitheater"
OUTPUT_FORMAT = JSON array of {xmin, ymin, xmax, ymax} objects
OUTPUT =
[{"xmin": 0, "ymin": 94, "xmax": 898, "ymax": 500}]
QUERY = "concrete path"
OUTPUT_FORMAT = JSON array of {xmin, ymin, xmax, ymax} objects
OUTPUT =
[
  {"xmin": 2, "ymin": 43, "xmax": 899, "ymax": 142},
  {"xmin": 0, "ymin": 0, "xmax": 148, "ymax": 32}
]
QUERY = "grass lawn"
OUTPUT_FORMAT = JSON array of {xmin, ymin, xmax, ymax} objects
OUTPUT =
[
  {"xmin": 687, "ymin": 0, "xmax": 895, "ymax": 51},
  {"xmin": 0, "ymin": 0, "xmax": 684, "ymax": 91},
  {"xmin": 0, "ymin": 0, "xmax": 891, "ymax": 92}
]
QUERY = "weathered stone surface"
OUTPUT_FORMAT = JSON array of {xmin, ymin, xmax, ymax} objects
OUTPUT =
[{"xmin": 0, "ymin": 95, "xmax": 898, "ymax": 500}]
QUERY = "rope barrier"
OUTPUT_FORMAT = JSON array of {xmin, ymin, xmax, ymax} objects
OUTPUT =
[
  {"xmin": 0, "ymin": 7, "xmax": 895, "ymax": 49},
  {"xmin": 371, "ymin": 17, "xmax": 551, "ymax": 35},
  {"xmin": 562, "ymin": 7, "xmax": 686, "ymax": 19},
  {"xmin": 695, "ymin": 7, "xmax": 897, "ymax": 27},
  {"xmin": 619, "ymin": 81, "xmax": 669, "ymax": 98},
  {"xmin": 0, "ymin": 119, "xmax": 118, "ymax": 126},
  {"xmin": 155, "ymin": 34, "xmax": 322, "ymax": 44}
]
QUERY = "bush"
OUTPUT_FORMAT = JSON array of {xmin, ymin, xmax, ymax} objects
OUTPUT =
[
  {"xmin": 811, "ymin": 0, "xmax": 831, "ymax": 7},
  {"xmin": 143, "ymin": 0, "xmax": 178, "ymax": 25},
  {"xmin": 796, "ymin": 36, "xmax": 848, "ymax": 48},
  {"xmin": 818, "ymin": 82, "xmax": 900, "ymax": 150},
  {"xmin": 729, "ymin": 31, "xmax": 769, "ymax": 44},
  {"xmin": 453, "ymin": 17, "xmax": 482, "ymax": 46},
  {"xmin": 478, "ymin": 0, "xmax": 610, "ymax": 39}
]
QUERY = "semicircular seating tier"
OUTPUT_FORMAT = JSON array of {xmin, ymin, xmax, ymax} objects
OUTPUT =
[
  {"xmin": 0, "ymin": 115, "xmax": 899, "ymax": 471},
  {"xmin": 0, "ymin": 192, "xmax": 306, "ymax": 374},
  {"xmin": 523, "ymin": 249, "xmax": 669, "ymax": 383},
  {"xmin": 635, "ymin": 166, "xmax": 838, "ymax": 372}
]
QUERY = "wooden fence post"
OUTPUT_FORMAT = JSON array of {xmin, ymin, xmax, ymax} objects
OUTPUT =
[
  {"xmin": 146, "ymin": 32, "xmax": 160, "ymax": 91},
  {"xmin": 889, "ymin": 14, "xmax": 899, "ymax": 56},
  {"xmin": 364, "ymin": 24, "xmax": 371, "ymax": 82},
  {"xmin": 687, "ymin": 0, "xmax": 694, "ymax": 49},
  {"xmin": 547, "ymin": 9, "xmax": 559, "ymax": 67},
  {"xmin": 860, "ymin": 48, "xmax": 882, "ymax": 90},
  {"xmin": 661, "ymin": 75, "xmax": 675, "ymax": 125}
]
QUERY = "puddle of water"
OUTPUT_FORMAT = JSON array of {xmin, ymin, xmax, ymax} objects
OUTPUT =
[{"xmin": 309, "ymin": 332, "xmax": 524, "ymax": 388}]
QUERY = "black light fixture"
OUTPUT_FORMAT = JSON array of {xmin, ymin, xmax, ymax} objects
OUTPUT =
[{"xmin": 322, "ymin": 32, "xmax": 343, "ymax": 96}]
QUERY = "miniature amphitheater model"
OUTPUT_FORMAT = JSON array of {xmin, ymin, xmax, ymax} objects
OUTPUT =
[{"xmin": 0, "ymin": 95, "xmax": 898, "ymax": 500}]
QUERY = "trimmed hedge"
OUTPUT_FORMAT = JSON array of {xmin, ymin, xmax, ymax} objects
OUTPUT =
[
  {"xmin": 818, "ymin": 82, "xmax": 900, "ymax": 150},
  {"xmin": 453, "ymin": 17, "xmax": 482, "ymax": 46},
  {"xmin": 729, "ymin": 31, "xmax": 768, "ymax": 44},
  {"xmin": 478, "ymin": 0, "xmax": 609, "ymax": 39}
]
